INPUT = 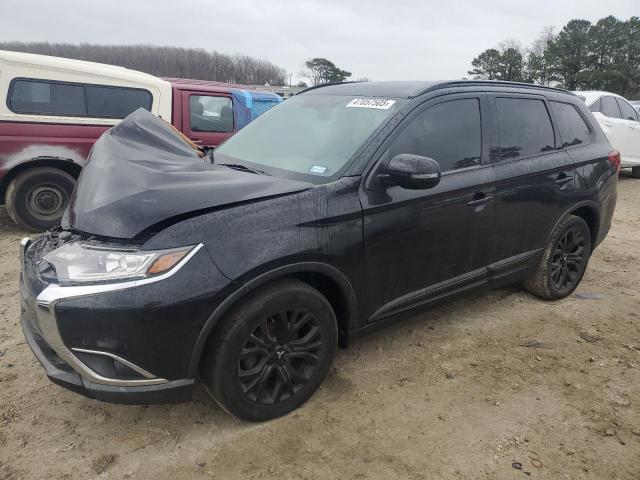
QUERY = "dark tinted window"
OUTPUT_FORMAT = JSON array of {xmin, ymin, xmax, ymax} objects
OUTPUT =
[
  {"xmin": 386, "ymin": 98, "xmax": 482, "ymax": 172},
  {"xmin": 600, "ymin": 96, "xmax": 621, "ymax": 118},
  {"xmin": 550, "ymin": 101, "xmax": 591, "ymax": 148},
  {"xmin": 9, "ymin": 80, "xmax": 85, "ymax": 116},
  {"xmin": 617, "ymin": 98, "xmax": 639, "ymax": 121},
  {"xmin": 85, "ymin": 86, "xmax": 152, "ymax": 118},
  {"xmin": 8, "ymin": 79, "xmax": 152, "ymax": 118},
  {"xmin": 189, "ymin": 95, "xmax": 233, "ymax": 133},
  {"xmin": 495, "ymin": 98, "xmax": 555, "ymax": 160}
]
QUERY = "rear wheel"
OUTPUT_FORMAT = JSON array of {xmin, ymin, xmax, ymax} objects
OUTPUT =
[
  {"xmin": 200, "ymin": 279, "xmax": 338, "ymax": 421},
  {"xmin": 632, "ymin": 166, "xmax": 640, "ymax": 179},
  {"xmin": 5, "ymin": 167, "xmax": 76, "ymax": 232},
  {"xmin": 524, "ymin": 214, "xmax": 591, "ymax": 300}
]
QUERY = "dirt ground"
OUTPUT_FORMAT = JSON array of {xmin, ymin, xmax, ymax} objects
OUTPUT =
[{"xmin": 0, "ymin": 173, "xmax": 639, "ymax": 480}]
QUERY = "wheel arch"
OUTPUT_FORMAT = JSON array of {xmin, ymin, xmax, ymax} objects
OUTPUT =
[
  {"xmin": 188, "ymin": 262, "xmax": 358, "ymax": 377},
  {"xmin": 1, "ymin": 157, "xmax": 82, "ymax": 204},
  {"xmin": 567, "ymin": 202, "xmax": 600, "ymax": 249}
]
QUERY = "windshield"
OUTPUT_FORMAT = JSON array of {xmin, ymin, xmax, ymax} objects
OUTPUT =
[{"xmin": 214, "ymin": 94, "xmax": 406, "ymax": 181}]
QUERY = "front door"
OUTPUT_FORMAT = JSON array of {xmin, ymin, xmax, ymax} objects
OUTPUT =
[
  {"xmin": 180, "ymin": 91, "xmax": 235, "ymax": 148},
  {"xmin": 360, "ymin": 94, "xmax": 496, "ymax": 322}
]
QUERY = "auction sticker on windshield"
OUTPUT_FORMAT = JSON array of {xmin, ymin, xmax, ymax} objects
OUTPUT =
[{"xmin": 346, "ymin": 98, "xmax": 396, "ymax": 109}]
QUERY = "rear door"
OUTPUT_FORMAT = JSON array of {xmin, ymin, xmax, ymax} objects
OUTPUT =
[
  {"xmin": 180, "ymin": 91, "xmax": 234, "ymax": 148},
  {"xmin": 592, "ymin": 95, "xmax": 632, "ymax": 157},
  {"xmin": 615, "ymin": 98, "xmax": 640, "ymax": 163},
  {"xmin": 488, "ymin": 94, "xmax": 575, "ymax": 273}
]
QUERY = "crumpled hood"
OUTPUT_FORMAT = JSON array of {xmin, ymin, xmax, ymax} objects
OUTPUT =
[{"xmin": 66, "ymin": 108, "xmax": 312, "ymax": 239}]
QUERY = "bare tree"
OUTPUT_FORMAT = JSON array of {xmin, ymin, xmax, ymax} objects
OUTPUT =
[{"xmin": 0, "ymin": 42, "xmax": 287, "ymax": 85}]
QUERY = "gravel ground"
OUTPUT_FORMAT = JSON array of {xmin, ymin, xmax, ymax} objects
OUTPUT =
[{"xmin": 0, "ymin": 173, "xmax": 639, "ymax": 480}]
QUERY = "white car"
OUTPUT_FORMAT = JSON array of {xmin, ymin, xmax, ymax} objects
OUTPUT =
[
  {"xmin": 574, "ymin": 91, "xmax": 640, "ymax": 178},
  {"xmin": 632, "ymin": 100, "xmax": 640, "ymax": 114}
]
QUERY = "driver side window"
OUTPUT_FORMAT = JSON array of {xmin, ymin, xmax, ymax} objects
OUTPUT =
[
  {"xmin": 386, "ymin": 98, "xmax": 482, "ymax": 172},
  {"xmin": 189, "ymin": 95, "xmax": 234, "ymax": 133}
]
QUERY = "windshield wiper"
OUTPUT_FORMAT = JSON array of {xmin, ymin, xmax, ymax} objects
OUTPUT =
[{"xmin": 218, "ymin": 163, "xmax": 271, "ymax": 176}]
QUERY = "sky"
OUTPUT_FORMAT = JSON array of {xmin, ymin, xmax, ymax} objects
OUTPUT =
[{"xmin": 0, "ymin": 0, "xmax": 638, "ymax": 84}]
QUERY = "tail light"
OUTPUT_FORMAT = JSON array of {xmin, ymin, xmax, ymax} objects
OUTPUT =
[{"xmin": 608, "ymin": 150, "xmax": 621, "ymax": 173}]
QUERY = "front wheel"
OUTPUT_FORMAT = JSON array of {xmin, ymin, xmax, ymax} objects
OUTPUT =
[
  {"xmin": 5, "ymin": 167, "xmax": 76, "ymax": 231},
  {"xmin": 200, "ymin": 279, "xmax": 338, "ymax": 421},
  {"xmin": 524, "ymin": 214, "xmax": 591, "ymax": 300},
  {"xmin": 631, "ymin": 166, "xmax": 640, "ymax": 179}
]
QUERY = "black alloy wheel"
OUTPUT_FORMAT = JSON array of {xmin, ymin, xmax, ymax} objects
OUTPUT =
[
  {"xmin": 237, "ymin": 309, "xmax": 324, "ymax": 405},
  {"xmin": 201, "ymin": 279, "xmax": 337, "ymax": 421},
  {"xmin": 524, "ymin": 214, "xmax": 592, "ymax": 300},
  {"xmin": 549, "ymin": 226, "xmax": 586, "ymax": 292}
]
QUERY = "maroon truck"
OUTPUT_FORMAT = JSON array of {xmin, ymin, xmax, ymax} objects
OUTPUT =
[{"xmin": 0, "ymin": 50, "xmax": 281, "ymax": 231}]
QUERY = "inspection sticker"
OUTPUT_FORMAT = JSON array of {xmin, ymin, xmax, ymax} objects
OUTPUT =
[
  {"xmin": 346, "ymin": 98, "xmax": 396, "ymax": 109},
  {"xmin": 309, "ymin": 165, "xmax": 328, "ymax": 174}
]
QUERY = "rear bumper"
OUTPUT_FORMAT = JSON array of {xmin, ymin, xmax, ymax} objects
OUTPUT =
[{"xmin": 21, "ymin": 307, "xmax": 194, "ymax": 404}]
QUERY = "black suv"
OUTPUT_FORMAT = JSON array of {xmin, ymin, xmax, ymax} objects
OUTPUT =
[{"xmin": 20, "ymin": 81, "xmax": 618, "ymax": 421}]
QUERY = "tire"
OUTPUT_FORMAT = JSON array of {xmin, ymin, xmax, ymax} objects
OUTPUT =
[
  {"xmin": 524, "ymin": 214, "xmax": 591, "ymax": 300},
  {"xmin": 200, "ymin": 279, "xmax": 338, "ymax": 422},
  {"xmin": 632, "ymin": 166, "xmax": 640, "ymax": 179},
  {"xmin": 5, "ymin": 167, "xmax": 76, "ymax": 232}
]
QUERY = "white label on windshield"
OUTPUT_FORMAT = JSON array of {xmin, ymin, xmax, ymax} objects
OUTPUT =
[
  {"xmin": 346, "ymin": 98, "xmax": 396, "ymax": 109},
  {"xmin": 309, "ymin": 165, "xmax": 328, "ymax": 174}
]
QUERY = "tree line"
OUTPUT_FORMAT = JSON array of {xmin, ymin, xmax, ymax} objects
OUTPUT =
[
  {"xmin": 0, "ymin": 41, "xmax": 287, "ymax": 86},
  {"xmin": 468, "ymin": 16, "xmax": 640, "ymax": 98}
]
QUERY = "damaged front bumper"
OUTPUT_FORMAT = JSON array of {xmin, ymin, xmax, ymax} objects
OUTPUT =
[
  {"xmin": 18, "ymin": 236, "xmax": 206, "ymax": 404},
  {"xmin": 20, "ymin": 305, "xmax": 194, "ymax": 404}
]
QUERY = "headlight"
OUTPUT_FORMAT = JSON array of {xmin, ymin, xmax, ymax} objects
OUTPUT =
[{"xmin": 43, "ymin": 242, "xmax": 195, "ymax": 284}]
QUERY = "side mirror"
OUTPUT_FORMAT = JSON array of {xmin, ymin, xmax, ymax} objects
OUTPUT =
[{"xmin": 379, "ymin": 154, "xmax": 441, "ymax": 190}]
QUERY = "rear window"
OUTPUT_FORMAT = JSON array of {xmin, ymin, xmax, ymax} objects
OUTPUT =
[
  {"xmin": 600, "ymin": 96, "xmax": 621, "ymax": 118},
  {"xmin": 550, "ymin": 101, "xmax": 591, "ymax": 148},
  {"xmin": 8, "ymin": 79, "xmax": 152, "ymax": 119},
  {"xmin": 495, "ymin": 98, "xmax": 555, "ymax": 160}
]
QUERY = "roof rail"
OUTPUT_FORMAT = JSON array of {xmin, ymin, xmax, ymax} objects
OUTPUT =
[
  {"xmin": 296, "ymin": 80, "xmax": 364, "ymax": 95},
  {"xmin": 418, "ymin": 80, "xmax": 573, "ymax": 97}
]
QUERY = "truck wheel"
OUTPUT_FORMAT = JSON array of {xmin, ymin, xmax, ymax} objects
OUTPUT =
[
  {"xmin": 524, "ymin": 214, "xmax": 591, "ymax": 300},
  {"xmin": 200, "ymin": 279, "xmax": 338, "ymax": 422},
  {"xmin": 5, "ymin": 167, "xmax": 76, "ymax": 232},
  {"xmin": 632, "ymin": 167, "xmax": 640, "ymax": 179}
]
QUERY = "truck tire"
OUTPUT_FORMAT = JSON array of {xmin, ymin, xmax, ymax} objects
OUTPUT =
[
  {"xmin": 5, "ymin": 167, "xmax": 76, "ymax": 232},
  {"xmin": 632, "ymin": 166, "xmax": 640, "ymax": 179}
]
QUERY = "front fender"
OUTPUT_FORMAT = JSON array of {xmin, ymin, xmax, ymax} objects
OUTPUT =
[{"xmin": 186, "ymin": 261, "xmax": 357, "ymax": 377}]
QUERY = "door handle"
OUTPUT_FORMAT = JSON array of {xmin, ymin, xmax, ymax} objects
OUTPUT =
[
  {"xmin": 603, "ymin": 121, "xmax": 613, "ymax": 127},
  {"xmin": 467, "ymin": 192, "xmax": 494, "ymax": 207},
  {"xmin": 554, "ymin": 175, "xmax": 573, "ymax": 186}
]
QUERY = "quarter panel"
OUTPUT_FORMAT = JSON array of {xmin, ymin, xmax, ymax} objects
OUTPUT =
[{"xmin": 0, "ymin": 121, "xmax": 106, "ymax": 183}]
